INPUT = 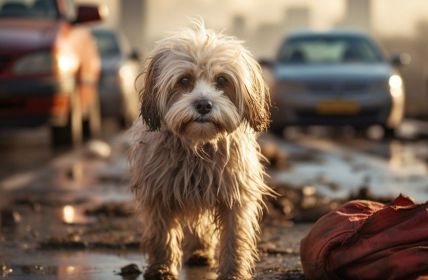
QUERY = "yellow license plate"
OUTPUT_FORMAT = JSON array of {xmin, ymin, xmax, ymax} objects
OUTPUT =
[{"xmin": 316, "ymin": 100, "xmax": 360, "ymax": 114}]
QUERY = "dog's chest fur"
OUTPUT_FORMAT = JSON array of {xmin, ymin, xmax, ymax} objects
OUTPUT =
[{"xmin": 130, "ymin": 123, "xmax": 266, "ymax": 211}]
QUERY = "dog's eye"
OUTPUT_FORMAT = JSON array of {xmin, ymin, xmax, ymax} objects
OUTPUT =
[
  {"xmin": 216, "ymin": 75, "xmax": 228, "ymax": 87},
  {"xmin": 179, "ymin": 76, "xmax": 192, "ymax": 87}
]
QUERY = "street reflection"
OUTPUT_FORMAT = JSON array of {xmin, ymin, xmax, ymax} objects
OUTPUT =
[
  {"xmin": 62, "ymin": 205, "xmax": 75, "ymax": 224},
  {"xmin": 65, "ymin": 265, "xmax": 76, "ymax": 275},
  {"xmin": 388, "ymin": 141, "xmax": 403, "ymax": 170},
  {"xmin": 388, "ymin": 140, "xmax": 427, "ymax": 175}
]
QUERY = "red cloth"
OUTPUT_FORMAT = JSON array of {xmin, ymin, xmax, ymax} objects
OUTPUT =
[{"xmin": 300, "ymin": 195, "xmax": 428, "ymax": 280}]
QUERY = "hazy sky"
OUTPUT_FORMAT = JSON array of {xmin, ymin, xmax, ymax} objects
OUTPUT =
[
  {"xmin": 81, "ymin": 0, "xmax": 428, "ymax": 45},
  {"xmin": 145, "ymin": 0, "xmax": 344, "ymax": 39},
  {"xmin": 373, "ymin": 0, "xmax": 428, "ymax": 36},
  {"xmin": 144, "ymin": 0, "xmax": 428, "ymax": 39}
]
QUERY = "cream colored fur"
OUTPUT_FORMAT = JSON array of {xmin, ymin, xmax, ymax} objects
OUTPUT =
[{"xmin": 129, "ymin": 20, "xmax": 272, "ymax": 280}]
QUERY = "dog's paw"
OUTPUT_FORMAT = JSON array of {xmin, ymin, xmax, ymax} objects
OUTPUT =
[
  {"xmin": 144, "ymin": 265, "xmax": 177, "ymax": 280},
  {"xmin": 185, "ymin": 251, "xmax": 212, "ymax": 267}
]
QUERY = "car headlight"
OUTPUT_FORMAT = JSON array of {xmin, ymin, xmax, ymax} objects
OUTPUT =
[
  {"xmin": 119, "ymin": 64, "xmax": 136, "ymax": 81},
  {"xmin": 388, "ymin": 74, "xmax": 403, "ymax": 98},
  {"xmin": 389, "ymin": 74, "xmax": 403, "ymax": 89},
  {"xmin": 13, "ymin": 51, "xmax": 53, "ymax": 74},
  {"xmin": 56, "ymin": 53, "xmax": 78, "ymax": 74}
]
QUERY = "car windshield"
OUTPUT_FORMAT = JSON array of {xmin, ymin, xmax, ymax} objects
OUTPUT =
[
  {"xmin": 0, "ymin": 0, "xmax": 58, "ymax": 19},
  {"xmin": 92, "ymin": 30, "xmax": 121, "ymax": 58},
  {"xmin": 277, "ymin": 35, "xmax": 384, "ymax": 64}
]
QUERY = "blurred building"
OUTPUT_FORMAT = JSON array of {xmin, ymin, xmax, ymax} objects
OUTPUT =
[
  {"xmin": 119, "ymin": 0, "xmax": 145, "ymax": 50},
  {"xmin": 284, "ymin": 7, "xmax": 310, "ymax": 31},
  {"xmin": 340, "ymin": 0, "xmax": 372, "ymax": 32},
  {"xmin": 252, "ymin": 6, "xmax": 311, "ymax": 57},
  {"xmin": 230, "ymin": 15, "xmax": 247, "ymax": 40}
]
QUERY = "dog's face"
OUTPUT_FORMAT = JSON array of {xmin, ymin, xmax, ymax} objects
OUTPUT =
[{"xmin": 139, "ymin": 22, "xmax": 270, "ymax": 143}]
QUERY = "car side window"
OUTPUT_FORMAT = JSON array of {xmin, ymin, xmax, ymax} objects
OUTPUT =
[{"xmin": 0, "ymin": 0, "xmax": 59, "ymax": 18}]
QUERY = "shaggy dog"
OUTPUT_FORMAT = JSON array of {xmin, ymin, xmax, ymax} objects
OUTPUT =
[{"xmin": 129, "ymin": 21, "xmax": 272, "ymax": 280}]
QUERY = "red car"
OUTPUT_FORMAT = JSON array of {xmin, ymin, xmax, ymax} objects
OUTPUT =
[{"xmin": 0, "ymin": 0, "xmax": 102, "ymax": 146}]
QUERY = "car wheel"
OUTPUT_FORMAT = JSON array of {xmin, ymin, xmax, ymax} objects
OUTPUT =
[
  {"xmin": 50, "ymin": 92, "xmax": 83, "ymax": 148},
  {"xmin": 270, "ymin": 125, "xmax": 285, "ymax": 138},
  {"xmin": 118, "ymin": 110, "xmax": 136, "ymax": 129},
  {"xmin": 117, "ymin": 101, "xmax": 129, "ymax": 129},
  {"xmin": 117, "ymin": 115, "xmax": 128, "ymax": 129},
  {"xmin": 83, "ymin": 95, "xmax": 102, "ymax": 140},
  {"xmin": 118, "ymin": 97, "xmax": 137, "ymax": 129},
  {"xmin": 354, "ymin": 126, "xmax": 368, "ymax": 138},
  {"xmin": 382, "ymin": 125, "xmax": 396, "ymax": 139}
]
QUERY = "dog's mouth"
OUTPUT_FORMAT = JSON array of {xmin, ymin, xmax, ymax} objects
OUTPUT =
[
  {"xmin": 179, "ymin": 117, "xmax": 223, "ymax": 133},
  {"xmin": 194, "ymin": 117, "xmax": 211, "ymax": 123},
  {"xmin": 179, "ymin": 117, "xmax": 212, "ymax": 133}
]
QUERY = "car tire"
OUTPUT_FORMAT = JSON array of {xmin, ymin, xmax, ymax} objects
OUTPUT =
[
  {"xmin": 354, "ymin": 126, "xmax": 369, "ymax": 138},
  {"xmin": 270, "ymin": 125, "xmax": 285, "ymax": 138},
  {"xmin": 117, "ymin": 109, "xmax": 134, "ymax": 129},
  {"xmin": 50, "ymin": 91, "xmax": 83, "ymax": 148},
  {"xmin": 117, "ymin": 115, "xmax": 128, "ymax": 129},
  {"xmin": 382, "ymin": 125, "xmax": 396, "ymax": 139},
  {"xmin": 117, "ymin": 97, "xmax": 137, "ymax": 129},
  {"xmin": 83, "ymin": 95, "xmax": 101, "ymax": 140}
]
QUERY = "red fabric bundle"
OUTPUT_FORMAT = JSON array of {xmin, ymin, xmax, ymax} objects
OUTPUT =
[{"xmin": 300, "ymin": 195, "xmax": 428, "ymax": 280}]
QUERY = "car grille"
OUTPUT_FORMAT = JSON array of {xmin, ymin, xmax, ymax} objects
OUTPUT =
[
  {"xmin": 295, "ymin": 109, "xmax": 381, "ymax": 124},
  {"xmin": 0, "ymin": 98, "xmax": 25, "ymax": 110},
  {"xmin": 342, "ymin": 82, "xmax": 369, "ymax": 92},
  {"xmin": 306, "ymin": 82, "xmax": 369, "ymax": 93},
  {"xmin": 0, "ymin": 56, "xmax": 12, "ymax": 72},
  {"xmin": 306, "ymin": 82, "xmax": 335, "ymax": 92}
]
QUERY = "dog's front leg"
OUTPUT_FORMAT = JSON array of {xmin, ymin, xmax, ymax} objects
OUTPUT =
[
  {"xmin": 142, "ymin": 209, "xmax": 183, "ymax": 280},
  {"xmin": 217, "ymin": 201, "xmax": 260, "ymax": 280}
]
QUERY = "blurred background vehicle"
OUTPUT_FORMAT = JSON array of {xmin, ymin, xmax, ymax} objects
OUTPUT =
[
  {"xmin": 91, "ymin": 27, "xmax": 140, "ymax": 128},
  {"xmin": 269, "ymin": 30, "xmax": 406, "ymax": 137},
  {"xmin": 0, "ymin": 0, "xmax": 102, "ymax": 147}
]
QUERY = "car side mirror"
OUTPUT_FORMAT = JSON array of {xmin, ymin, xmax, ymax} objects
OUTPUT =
[
  {"xmin": 390, "ymin": 53, "xmax": 411, "ymax": 67},
  {"xmin": 75, "ymin": 5, "xmax": 103, "ymax": 24},
  {"xmin": 258, "ymin": 58, "xmax": 274, "ymax": 69},
  {"xmin": 129, "ymin": 49, "xmax": 141, "ymax": 62}
]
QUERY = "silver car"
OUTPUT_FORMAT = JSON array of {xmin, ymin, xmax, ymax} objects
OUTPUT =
[
  {"xmin": 270, "ymin": 30, "xmax": 405, "ymax": 137},
  {"xmin": 91, "ymin": 28, "xmax": 140, "ymax": 128}
]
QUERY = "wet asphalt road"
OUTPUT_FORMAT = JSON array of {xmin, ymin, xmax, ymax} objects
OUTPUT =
[{"xmin": 0, "ymin": 121, "xmax": 427, "ymax": 280}]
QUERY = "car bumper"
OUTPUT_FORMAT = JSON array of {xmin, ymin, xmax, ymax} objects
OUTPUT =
[
  {"xmin": 0, "ymin": 77, "xmax": 70, "ymax": 128},
  {"xmin": 271, "ymin": 91, "xmax": 393, "ymax": 128}
]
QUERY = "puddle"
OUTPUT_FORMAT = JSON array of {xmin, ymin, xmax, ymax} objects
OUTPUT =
[
  {"xmin": 1, "ymin": 249, "xmax": 147, "ymax": 280},
  {"xmin": 269, "ymin": 136, "xmax": 428, "ymax": 203}
]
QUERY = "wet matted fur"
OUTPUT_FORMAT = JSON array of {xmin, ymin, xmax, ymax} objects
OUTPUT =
[{"xmin": 129, "ymin": 20, "xmax": 273, "ymax": 280}]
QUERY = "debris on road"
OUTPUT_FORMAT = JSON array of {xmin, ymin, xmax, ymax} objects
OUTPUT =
[
  {"xmin": 267, "ymin": 182, "xmax": 341, "ymax": 223},
  {"xmin": 259, "ymin": 137, "xmax": 288, "ymax": 168},
  {"xmin": 1, "ymin": 264, "xmax": 13, "ymax": 278},
  {"xmin": 115, "ymin": 263, "xmax": 142, "ymax": 278},
  {"xmin": 1, "ymin": 209, "xmax": 21, "ymax": 227},
  {"xmin": 84, "ymin": 202, "xmax": 134, "ymax": 217},
  {"xmin": 85, "ymin": 140, "xmax": 112, "ymax": 160}
]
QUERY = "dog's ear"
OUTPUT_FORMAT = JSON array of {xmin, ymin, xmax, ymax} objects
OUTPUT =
[
  {"xmin": 241, "ymin": 53, "xmax": 271, "ymax": 132},
  {"xmin": 139, "ymin": 51, "xmax": 165, "ymax": 131}
]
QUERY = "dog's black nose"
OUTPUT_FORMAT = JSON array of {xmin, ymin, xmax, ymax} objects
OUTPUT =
[{"xmin": 194, "ymin": 99, "xmax": 213, "ymax": 115}]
